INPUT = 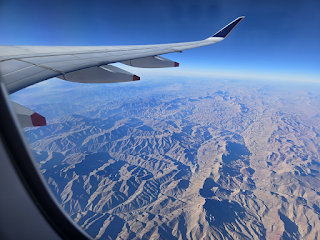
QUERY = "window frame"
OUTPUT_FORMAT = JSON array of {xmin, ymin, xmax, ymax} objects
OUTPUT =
[{"xmin": 0, "ymin": 76, "xmax": 92, "ymax": 240}]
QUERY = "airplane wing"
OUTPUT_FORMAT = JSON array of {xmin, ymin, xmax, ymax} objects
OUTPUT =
[{"xmin": 0, "ymin": 16, "xmax": 244, "ymax": 126}]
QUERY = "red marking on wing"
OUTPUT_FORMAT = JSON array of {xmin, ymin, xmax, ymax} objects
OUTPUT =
[
  {"xmin": 31, "ymin": 113, "xmax": 46, "ymax": 126},
  {"xmin": 133, "ymin": 75, "xmax": 140, "ymax": 81}
]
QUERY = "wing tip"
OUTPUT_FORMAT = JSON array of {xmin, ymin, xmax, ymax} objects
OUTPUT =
[{"xmin": 211, "ymin": 16, "xmax": 245, "ymax": 38}]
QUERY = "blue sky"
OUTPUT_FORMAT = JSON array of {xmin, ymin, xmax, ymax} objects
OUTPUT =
[{"xmin": 1, "ymin": 0, "xmax": 319, "ymax": 82}]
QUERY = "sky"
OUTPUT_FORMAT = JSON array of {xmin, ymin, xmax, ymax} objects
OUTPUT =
[{"xmin": 0, "ymin": 0, "xmax": 319, "ymax": 82}]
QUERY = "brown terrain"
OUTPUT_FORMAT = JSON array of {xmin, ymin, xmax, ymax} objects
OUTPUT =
[{"xmin": 19, "ymin": 78, "xmax": 320, "ymax": 239}]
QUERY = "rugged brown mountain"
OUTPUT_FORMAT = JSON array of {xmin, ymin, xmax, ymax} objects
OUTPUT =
[{"xmin": 23, "ymin": 78, "xmax": 320, "ymax": 239}]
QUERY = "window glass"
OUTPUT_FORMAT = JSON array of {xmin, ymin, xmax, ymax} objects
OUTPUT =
[{"xmin": 4, "ymin": 0, "xmax": 320, "ymax": 239}]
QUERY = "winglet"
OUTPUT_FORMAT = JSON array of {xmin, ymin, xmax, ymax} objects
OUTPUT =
[{"xmin": 211, "ymin": 16, "xmax": 245, "ymax": 38}]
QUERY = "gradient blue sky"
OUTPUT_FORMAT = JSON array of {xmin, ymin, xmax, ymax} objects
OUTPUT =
[{"xmin": 1, "ymin": 0, "xmax": 319, "ymax": 82}]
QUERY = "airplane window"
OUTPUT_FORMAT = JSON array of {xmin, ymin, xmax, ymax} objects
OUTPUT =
[{"xmin": 2, "ymin": 0, "xmax": 320, "ymax": 239}]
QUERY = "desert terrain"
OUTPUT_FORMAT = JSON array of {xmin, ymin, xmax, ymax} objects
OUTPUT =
[{"xmin": 14, "ymin": 77, "xmax": 320, "ymax": 239}]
